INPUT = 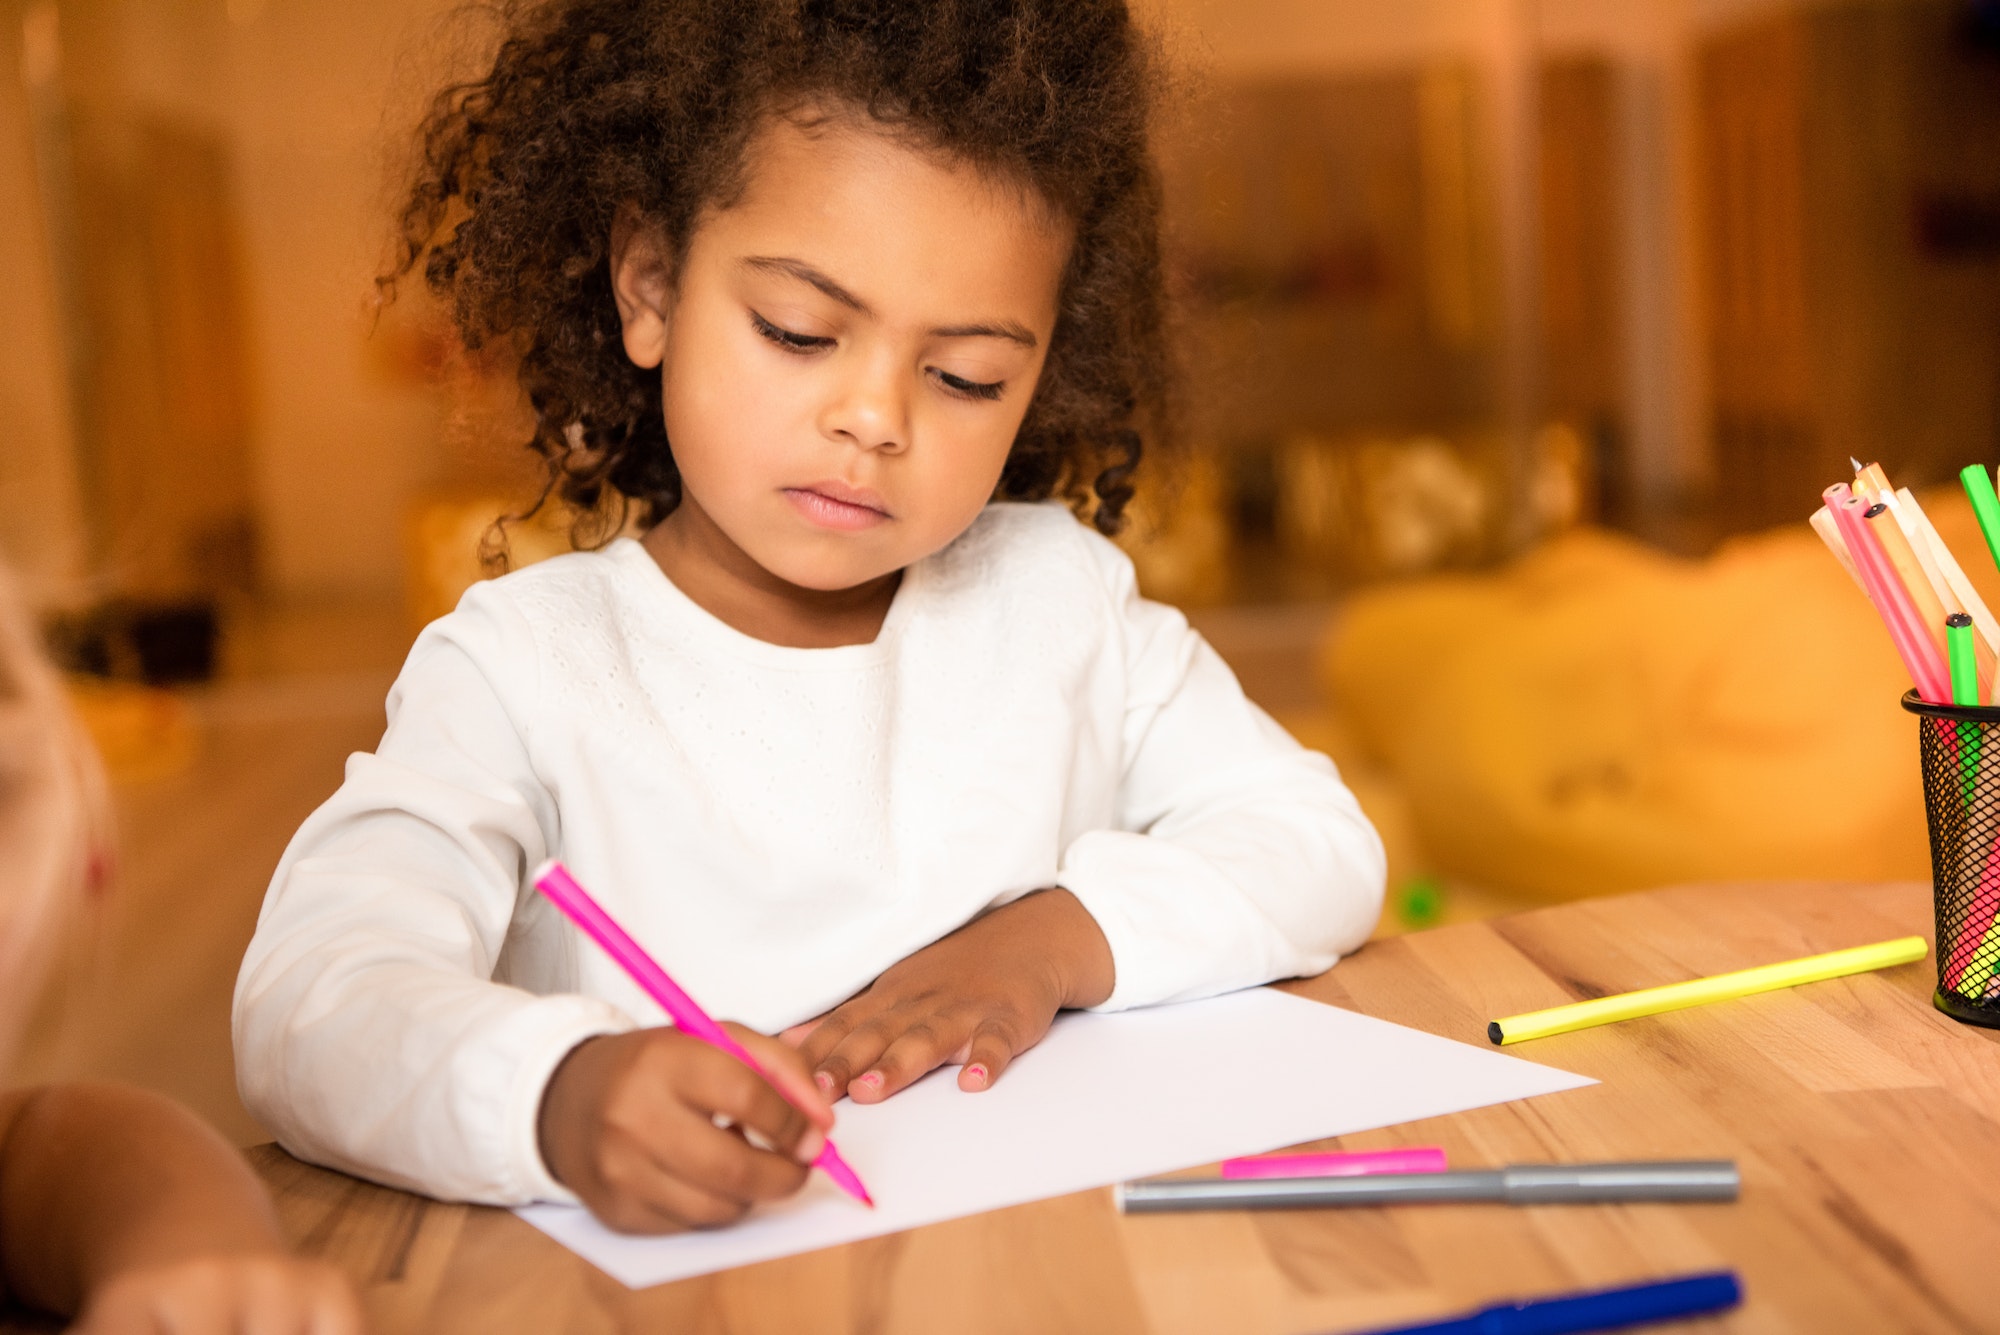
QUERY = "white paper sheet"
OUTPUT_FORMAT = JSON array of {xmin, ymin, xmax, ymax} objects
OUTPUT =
[{"xmin": 516, "ymin": 987, "xmax": 1593, "ymax": 1288}]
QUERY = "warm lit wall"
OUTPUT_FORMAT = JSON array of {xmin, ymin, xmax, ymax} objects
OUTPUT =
[
  {"xmin": 1699, "ymin": 2, "xmax": 2000, "ymax": 525},
  {"xmin": 222, "ymin": 2, "xmax": 457, "ymax": 603},
  {"xmin": 1139, "ymin": 0, "xmax": 1854, "ymax": 512},
  {"xmin": 1140, "ymin": 0, "xmax": 1682, "ymax": 503},
  {"xmin": 1144, "ymin": 0, "xmax": 1802, "ymax": 70},
  {"xmin": 1139, "ymin": 0, "xmax": 1505, "ymax": 73},
  {"xmin": 0, "ymin": 5, "xmax": 88, "ymax": 608},
  {"xmin": 14, "ymin": 0, "xmax": 467, "ymax": 606}
]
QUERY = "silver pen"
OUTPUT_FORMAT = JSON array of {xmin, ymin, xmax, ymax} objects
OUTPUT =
[{"xmin": 1116, "ymin": 1161, "xmax": 1739, "ymax": 1213}]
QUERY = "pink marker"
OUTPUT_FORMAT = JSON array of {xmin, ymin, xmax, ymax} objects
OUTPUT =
[
  {"xmin": 532, "ymin": 860, "xmax": 874, "ymax": 1208},
  {"xmin": 1221, "ymin": 1146, "xmax": 1447, "ymax": 1180},
  {"xmin": 1827, "ymin": 486, "xmax": 1950, "ymax": 702}
]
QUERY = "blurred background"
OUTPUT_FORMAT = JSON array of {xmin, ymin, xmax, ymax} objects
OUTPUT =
[{"xmin": 2, "ymin": 0, "xmax": 1998, "ymax": 1140}]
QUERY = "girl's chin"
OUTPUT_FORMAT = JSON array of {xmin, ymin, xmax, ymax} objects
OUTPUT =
[{"xmin": 753, "ymin": 545, "xmax": 903, "ymax": 596}]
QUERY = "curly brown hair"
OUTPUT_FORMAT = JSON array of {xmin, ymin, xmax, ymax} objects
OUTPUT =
[{"xmin": 384, "ymin": 0, "xmax": 1175, "ymax": 541}]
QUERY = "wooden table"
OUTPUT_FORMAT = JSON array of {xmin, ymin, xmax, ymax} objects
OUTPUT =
[{"xmin": 225, "ymin": 883, "xmax": 2000, "ymax": 1331}]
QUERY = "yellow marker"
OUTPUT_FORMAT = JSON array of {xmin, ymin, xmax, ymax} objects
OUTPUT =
[{"xmin": 1487, "ymin": 937, "xmax": 1929, "ymax": 1045}]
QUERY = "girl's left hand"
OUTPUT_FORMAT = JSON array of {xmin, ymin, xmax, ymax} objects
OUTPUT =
[{"xmin": 788, "ymin": 889, "xmax": 1115, "ymax": 1103}]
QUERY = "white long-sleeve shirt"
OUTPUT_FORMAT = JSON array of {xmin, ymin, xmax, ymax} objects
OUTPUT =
[{"xmin": 233, "ymin": 502, "xmax": 1384, "ymax": 1206}]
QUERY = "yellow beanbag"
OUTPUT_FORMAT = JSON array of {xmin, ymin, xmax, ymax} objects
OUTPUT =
[{"xmin": 1323, "ymin": 521, "xmax": 1930, "ymax": 899}]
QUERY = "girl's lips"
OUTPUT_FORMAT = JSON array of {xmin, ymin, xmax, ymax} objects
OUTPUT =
[{"xmin": 784, "ymin": 486, "xmax": 890, "ymax": 532}]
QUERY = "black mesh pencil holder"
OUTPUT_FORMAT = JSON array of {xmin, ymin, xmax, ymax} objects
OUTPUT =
[{"xmin": 1904, "ymin": 690, "xmax": 2000, "ymax": 1028}]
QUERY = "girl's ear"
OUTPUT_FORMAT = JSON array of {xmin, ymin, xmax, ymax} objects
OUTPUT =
[{"xmin": 610, "ymin": 208, "xmax": 673, "ymax": 370}]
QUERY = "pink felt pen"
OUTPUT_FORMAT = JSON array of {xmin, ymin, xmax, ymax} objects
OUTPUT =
[
  {"xmin": 1221, "ymin": 1146, "xmax": 1447, "ymax": 1181},
  {"xmin": 532, "ymin": 860, "xmax": 874, "ymax": 1208},
  {"xmin": 1827, "ymin": 485, "xmax": 1950, "ymax": 702}
]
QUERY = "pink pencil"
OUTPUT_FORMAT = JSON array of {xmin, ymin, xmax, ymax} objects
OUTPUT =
[
  {"xmin": 532, "ymin": 860, "xmax": 874, "ymax": 1208},
  {"xmin": 1221, "ymin": 1146, "xmax": 1447, "ymax": 1180},
  {"xmin": 1832, "ymin": 489, "xmax": 1947, "ymax": 699},
  {"xmin": 1827, "ymin": 486, "xmax": 1949, "ymax": 702}
]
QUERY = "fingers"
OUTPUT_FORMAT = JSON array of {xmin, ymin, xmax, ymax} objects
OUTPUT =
[
  {"xmin": 796, "ymin": 1006, "xmax": 864, "ymax": 1096},
  {"xmin": 73, "ymin": 1260, "xmax": 234, "ymax": 1335},
  {"xmin": 778, "ymin": 1015, "xmax": 826, "ymax": 1048},
  {"xmin": 564, "ymin": 1034, "xmax": 820, "ymax": 1233},
  {"xmin": 805, "ymin": 997, "xmax": 1045, "ymax": 1102},
  {"xmin": 70, "ymin": 1257, "xmax": 366, "ymax": 1335},
  {"xmin": 692, "ymin": 1047, "xmax": 811, "ymax": 1150},
  {"xmin": 804, "ymin": 1008, "xmax": 902, "ymax": 1103},
  {"xmin": 860, "ymin": 1012, "xmax": 1035, "ymax": 1100},
  {"xmin": 594, "ymin": 1116, "xmax": 809, "ymax": 1234},
  {"xmin": 815, "ymin": 1005, "xmax": 1043, "ymax": 1102},
  {"xmin": 958, "ymin": 1019, "xmax": 1025, "ymax": 1092},
  {"xmin": 637, "ymin": 1051, "xmax": 816, "ymax": 1196},
  {"xmin": 724, "ymin": 1023, "xmax": 834, "ymax": 1135},
  {"xmin": 682, "ymin": 1043, "xmax": 825, "ymax": 1168},
  {"xmin": 301, "ymin": 1263, "xmax": 367, "ymax": 1335},
  {"xmin": 841, "ymin": 1015, "xmax": 968, "ymax": 1103},
  {"xmin": 801, "ymin": 994, "xmax": 946, "ymax": 1101},
  {"xmin": 577, "ymin": 1153, "xmax": 738, "ymax": 1236},
  {"xmin": 67, "ymin": 1287, "xmax": 172, "ymax": 1335},
  {"xmin": 237, "ymin": 1260, "xmax": 366, "ymax": 1335},
  {"xmin": 670, "ymin": 1109, "xmax": 811, "ymax": 1204}
]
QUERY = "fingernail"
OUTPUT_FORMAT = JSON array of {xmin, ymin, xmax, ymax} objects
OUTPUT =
[
  {"xmin": 854, "ymin": 1071, "xmax": 883, "ymax": 1093},
  {"xmin": 796, "ymin": 1128, "xmax": 826, "ymax": 1164},
  {"xmin": 965, "ymin": 1063, "xmax": 988, "ymax": 1087},
  {"xmin": 815, "ymin": 1072, "xmax": 834, "ymax": 1094}
]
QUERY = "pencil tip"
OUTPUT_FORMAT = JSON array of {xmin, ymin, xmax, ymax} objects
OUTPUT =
[{"xmin": 1851, "ymin": 457, "xmax": 1865, "ymax": 473}]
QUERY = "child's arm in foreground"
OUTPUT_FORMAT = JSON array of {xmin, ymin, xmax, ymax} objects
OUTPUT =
[
  {"xmin": 0, "ymin": 1082, "xmax": 362, "ymax": 1334},
  {"xmin": 800, "ymin": 527, "xmax": 1387, "ymax": 1100}
]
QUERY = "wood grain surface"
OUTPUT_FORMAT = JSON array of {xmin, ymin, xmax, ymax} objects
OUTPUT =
[{"xmin": 31, "ymin": 880, "xmax": 2000, "ymax": 1334}]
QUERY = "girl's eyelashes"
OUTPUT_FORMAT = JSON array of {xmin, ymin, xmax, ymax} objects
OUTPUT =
[
  {"xmin": 935, "ymin": 369, "xmax": 1006, "ymax": 402},
  {"xmin": 752, "ymin": 309, "xmax": 1007, "ymax": 401},
  {"xmin": 750, "ymin": 310, "xmax": 832, "ymax": 353}
]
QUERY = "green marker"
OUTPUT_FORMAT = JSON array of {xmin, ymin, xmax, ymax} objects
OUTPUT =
[
  {"xmin": 1948, "ymin": 612, "xmax": 1982, "ymax": 806},
  {"xmin": 1961, "ymin": 464, "xmax": 2000, "ymax": 571},
  {"xmin": 1946, "ymin": 563, "xmax": 2000, "ymax": 990},
  {"xmin": 1950, "ymin": 613, "xmax": 1980, "ymax": 706}
]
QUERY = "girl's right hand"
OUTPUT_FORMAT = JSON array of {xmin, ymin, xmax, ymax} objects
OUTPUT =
[
  {"xmin": 70, "ymin": 1254, "xmax": 363, "ymax": 1335},
  {"xmin": 536, "ymin": 1024, "xmax": 833, "ymax": 1234}
]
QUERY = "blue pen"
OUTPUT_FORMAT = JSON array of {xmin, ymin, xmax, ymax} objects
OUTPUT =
[{"xmin": 1338, "ymin": 1270, "xmax": 1742, "ymax": 1335}]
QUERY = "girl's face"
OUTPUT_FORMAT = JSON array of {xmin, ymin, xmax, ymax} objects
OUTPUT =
[{"xmin": 612, "ymin": 112, "xmax": 1073, "ymax": 600}]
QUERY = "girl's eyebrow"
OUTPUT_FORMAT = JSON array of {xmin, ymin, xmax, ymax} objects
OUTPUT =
[
  {"xmin": 741, "ymin": 255, "xmax": 1039, "ymax": 349},
  {"xmin": 744, "ymin": 255, "xmax": 870, "ymax": 311}
]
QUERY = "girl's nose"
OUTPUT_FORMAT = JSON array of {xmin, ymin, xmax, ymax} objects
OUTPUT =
[{"xmin": 818, "ymin": 354, "xmax": 910, "ymax": 455}]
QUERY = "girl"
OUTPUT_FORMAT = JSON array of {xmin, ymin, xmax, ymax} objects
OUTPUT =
[
  {"xmin": 0, "ymin": 565, "xmax": 363, "ymax": 1333},
  {"xmin": 235, "ymin": 0, "xmax": 1384, "ymax": 1235}
]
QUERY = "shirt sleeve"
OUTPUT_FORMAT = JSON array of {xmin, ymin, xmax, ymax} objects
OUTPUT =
[
  {"xmin": 231, "ymin": 582, "xmax": 635, "ymax": 1207},
  {"xmin": 1055, "ymin": 533, "xmax": 1386, "ymax": 1010}
]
